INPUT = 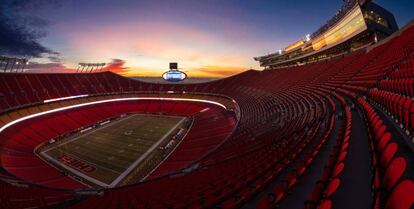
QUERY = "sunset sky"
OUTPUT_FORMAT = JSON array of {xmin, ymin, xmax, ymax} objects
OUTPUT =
[{"xmin": 1, "ymin": 0, "xmax": 414, "ymax": 77}]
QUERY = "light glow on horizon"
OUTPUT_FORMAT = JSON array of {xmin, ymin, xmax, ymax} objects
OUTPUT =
[{"xmin": 43, "ymin": 21, "xmax": 260, "ymax": 77}]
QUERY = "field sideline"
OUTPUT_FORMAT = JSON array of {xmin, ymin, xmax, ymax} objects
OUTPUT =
[{"xmin": 39, "ymin": 114, "xmax": 186, "ymax": 188}]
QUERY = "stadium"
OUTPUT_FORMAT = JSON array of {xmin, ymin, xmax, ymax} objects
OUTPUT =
[{"xmin": 0, "ymin": 0, "xmax": 413, "ymax": 209}]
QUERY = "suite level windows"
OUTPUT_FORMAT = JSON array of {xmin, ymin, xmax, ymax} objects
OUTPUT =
[{"xmin": 363, "ymin": 10, "xmax": 389, "ymax": 28}]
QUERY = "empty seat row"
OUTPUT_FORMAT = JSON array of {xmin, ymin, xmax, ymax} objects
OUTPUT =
[
  {"xmin": 368, "ymin": 89, "xmax": 414, "ymax": 134},
  {"xmin": 358, "ymin": 98, "xmax": 414, "ymax": 209}
]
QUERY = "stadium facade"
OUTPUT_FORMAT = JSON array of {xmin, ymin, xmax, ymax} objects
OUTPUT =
[{"xmin": 255, "ymin": 0, "xmax": 398, "ymax": 69}]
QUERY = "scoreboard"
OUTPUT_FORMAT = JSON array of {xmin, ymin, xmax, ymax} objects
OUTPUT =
[{"xmin": 162, "ymin": 62, "xmax": 187, "ymax": 82}]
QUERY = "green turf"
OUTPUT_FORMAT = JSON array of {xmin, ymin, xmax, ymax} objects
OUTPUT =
[{"xmin": 41, "ymin": 114, "xmax": 184, "ymax": 186}]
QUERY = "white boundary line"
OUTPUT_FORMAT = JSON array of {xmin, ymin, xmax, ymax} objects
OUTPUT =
[
  {"xmin": 33, "ymin": 150, "xmax": 93, "ymax": 189},
  {"xmin": 39, "ymin": 152, "xmax": 112, "ymax": 187},
  {"xmin": 41, "ymin": 114, "xmax": 136, "ymax": 153},
  {"xmin": 39, "ymin": 114, "xmax": 185, "ymax": 188},
  {"xmin": 141, "ymin": 117, "xmax": 195, "ymax": 181},
  {"xmin": 43, "ymin": 94, "xmax": 89, "ymax": 103},
  {"xmin": 0, "ymin": 97, "xmax": 226, "ymax": 133},
  {"xmin": 109, "ymin": 117, "xmax": 186, "ymax": 187}
]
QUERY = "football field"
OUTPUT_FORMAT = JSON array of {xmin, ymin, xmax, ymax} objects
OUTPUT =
[{"xmin": 39, "ymin": 114, "xmax": 185, "ymax": 188}]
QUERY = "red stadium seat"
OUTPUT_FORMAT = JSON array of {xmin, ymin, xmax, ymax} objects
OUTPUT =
[{"xmin": 385, "ymin": 180, "xmax": 414, "ymax": 209}]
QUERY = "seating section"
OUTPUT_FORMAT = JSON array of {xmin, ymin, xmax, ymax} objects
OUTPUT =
[
  {"xmin": 368, "ymin": 89, "xmax": 414, "ymax": 132},
  {"xmin": 357, "ymin": 98, "xmax": 414, "ymax": 209},
  {"xmin": 0, "ymin": 181, "xmax": 75, "ymax": 209},
  {"xmin": 300, "ymin": 103, "xmax": 351, "ymax": 209},
  {"xmin": 0, "ymin": 18, "xmax": 413, "ymax": 209},
  {"xmin": 148, "ymin": 106, "xmax": 236, "ymax": 179},
  {"xmin": 0, "ymin": 99, "xmax": 234, "ymax": 188}
]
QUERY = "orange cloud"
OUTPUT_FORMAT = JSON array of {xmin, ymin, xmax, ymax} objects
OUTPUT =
[
  {"xmin": 102, "ymin": 59, "xmax": 129, "ymax": 74},
  {"xmin": 187, "ymin": 65, "xmax": 247, "ymax": 78}
]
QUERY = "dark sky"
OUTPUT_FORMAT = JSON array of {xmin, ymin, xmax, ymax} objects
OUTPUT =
[{"xmin": 1, "ymin": 0, "xmax": 413, "ymax": 77}]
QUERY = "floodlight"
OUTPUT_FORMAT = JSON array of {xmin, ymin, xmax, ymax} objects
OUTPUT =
[{"xmin": 305, "ymin": 34, "xmax": 311, "ymax": 42}]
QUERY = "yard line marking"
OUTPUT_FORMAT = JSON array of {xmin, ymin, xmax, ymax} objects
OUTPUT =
[
  {"xmin": 142, "ymin": 118, "xmax": 194, "ymax": 181},
  {"xmin": 109, "ymin": 117, "xmax": 186, "ymax": 187},
  {"xmin": 40, "ymin": 151, "xmax": 119, "ymax": 188},
  {"xmin": 44, "ymin": 150, "xmax": 123, "ymax": 175},
  {"xmin": 41, "ymin": 114, "xmax": 136, "ymax": 153},
  {"xmin": 39, "ymin": 114, "xmax": 186, "ymax": 188}
]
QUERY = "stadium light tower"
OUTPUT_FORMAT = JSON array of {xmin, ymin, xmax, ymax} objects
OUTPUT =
[
  {"xmin": 9, "ymin": 58, "xmax": 16, "ymax": 72},
  {"xmin": 84, "ymin": 64, "xmax": 91, "ymax": 73},
  {"xmin": 78, "ymin": 63, "xmax": 87, "ymax": 73},
  {"xmin": 18, "ymin": 59, "xmax": 28, "ymax": 72},
  {"xmin": 15, "ymin": 61, "xmax": 20, "ymax": 72},
  {"xmin": 0, "ymin": 57, "xmax": 29, "ymax": 73},
  {"xmin": 23, "ymin": 60, "xmax": 27, "ymax": 72},
  {"xmin": 88, "ymin": 64, "xmax": 94, "ymax": 73},
  {"xmin": 0, "ymin": 57, "xmax": 5, "ymax": 72},
  {"xmin": 78, "ymin": 62, "xmax": 106, "ymax": 73},
  {"xmin": 3, "ymin": 57, "xmax": 10, "ymax": 72},
  {"xmin": 99, "ymin": 63, "xmax": 106, "ymax": 72},
  {"xmin": 305, "ymin": 34, "xmax": 311, "ymax": 42}
]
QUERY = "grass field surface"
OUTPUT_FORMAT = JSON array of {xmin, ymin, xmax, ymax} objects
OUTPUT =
[{"xmin": 40, "ymin": 114, "xmax": 185, "ymax": 187}]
